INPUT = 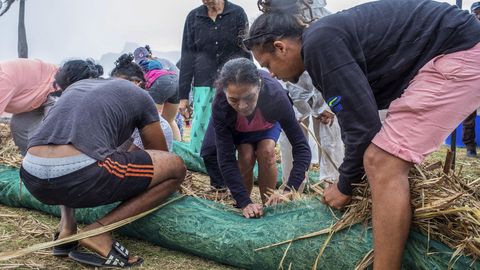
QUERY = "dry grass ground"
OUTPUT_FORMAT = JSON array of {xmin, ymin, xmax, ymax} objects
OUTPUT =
[
  {"xmin": 0, "ymin": 202, "xmax": 238, "ymax": 270},
  {"xmin": 0, "ymin": 123, "xmax": 239, "ymax": 269}
]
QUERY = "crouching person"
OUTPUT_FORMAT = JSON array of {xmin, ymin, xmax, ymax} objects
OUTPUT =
[
  {"xmin": 210, "ymin": 58, "xmax": 311, "ymax": 218},
  {"xmin": 19, "ymin": 77, "xmax": 186, "ymax": 268}
]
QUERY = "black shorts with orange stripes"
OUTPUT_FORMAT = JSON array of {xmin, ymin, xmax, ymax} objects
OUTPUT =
[{"xmin": 20, "ymin": 150, "xmax": 153, "ymax": 208}]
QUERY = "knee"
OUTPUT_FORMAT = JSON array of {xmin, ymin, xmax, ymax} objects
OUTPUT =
[
  {"xmin": 239, "ymin": 152, "xmax": 256, "ymax": 169},
  {"xmin": 363, "ymin": 144, "xmax": 381, "ymax": 174},
  {"xmin": 256, "ymin": 145, "xmax": 276, "ymax": 166},
  {"xmin": 170, "ymin": 154, "xmax": 187, "ymax": 184},
  {"xmin": 363, "ymin": 144, "xmax": 411, "ymax": 190}
]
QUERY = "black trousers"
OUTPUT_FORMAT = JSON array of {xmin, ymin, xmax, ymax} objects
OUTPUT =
[
  {"xmin": 201, "ymin": 121, "xmax": 226, "ymax": 189},
  {"xmin": 462, "ymin": 111, "xmax": 477, "ymax": 151}
]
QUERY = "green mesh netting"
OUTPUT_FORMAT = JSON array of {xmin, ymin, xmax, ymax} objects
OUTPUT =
[
  {"xmin": 173, "ymin": 141, "xmax": 207, "ymax": 173},
  {"xmin": 173, "ymin": 141, "xmax": 296, "ymax": 187},
  {"xmin": 0, "ymin": 166, "xmax": 477, "ymax": 269}
]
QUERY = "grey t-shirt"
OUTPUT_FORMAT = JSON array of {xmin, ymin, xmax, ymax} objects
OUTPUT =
[{"xmin": 28, "ymin": 78, "xmax": 160, "ymax": 160}]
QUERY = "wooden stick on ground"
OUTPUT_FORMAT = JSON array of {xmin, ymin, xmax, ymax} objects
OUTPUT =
[{"xmin": 443, "ymin": 149, "xmax": 454, "ymax": 175}]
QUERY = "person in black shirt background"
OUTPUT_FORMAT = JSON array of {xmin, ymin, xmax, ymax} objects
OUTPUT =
[{"xmin": 178, "ymin": 0, "xmax": 251, "ymax": 159}]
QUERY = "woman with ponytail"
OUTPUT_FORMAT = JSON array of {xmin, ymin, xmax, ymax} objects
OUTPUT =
[
  {"xmin": 178, "ymin": 0, "xmax": 251, "ymax": 154},
  {"xmin": 206, "ymin": 58, "xmax": 311, "ymax": 218},
  {"xmin": 1, "ymin": 58, "xmax": 103, "ymax": 155},
  {"xmin": 246, "ymin": 0, "xmax": 480, "ymax": 268}
]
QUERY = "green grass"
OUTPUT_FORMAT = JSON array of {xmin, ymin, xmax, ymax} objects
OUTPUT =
[{"xmin": 426, "ymin": 146, "xmax": 480, "ymax": 181}]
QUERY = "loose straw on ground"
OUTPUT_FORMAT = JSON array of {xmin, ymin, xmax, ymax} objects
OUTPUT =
[
  {"xmin": 0, "ymin": 195, "xmax": 186, "ymax": 261},
  {"xmin": 0, "ymin": 123, "xmax": 22, "ymax": 168},
  {"xmin": 256, "ymin": 161, "xmax": 480, "ymax": 267}
]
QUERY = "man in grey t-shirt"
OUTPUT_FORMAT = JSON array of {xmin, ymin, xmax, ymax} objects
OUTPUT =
[{"xmin": 20, "ymin": 79, "xmax": 186, "ymax": 268}]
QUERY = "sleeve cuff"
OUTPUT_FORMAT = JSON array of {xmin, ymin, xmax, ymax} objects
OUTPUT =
[
  {"xmin": 234, "ymin": 195, "xmax": 253, "ymax": 209},
  {"xmin": 286, "ymin": 177, "xmax": 303, "ymax": 192},
  {"xmin": 337, "ymin": 175, "xmax": 353, "ymax": 196}
]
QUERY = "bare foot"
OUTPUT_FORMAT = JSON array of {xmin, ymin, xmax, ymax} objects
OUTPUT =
[{"xmin": 57, "ymin": 220, "xmax": 77, "ymax": 239}]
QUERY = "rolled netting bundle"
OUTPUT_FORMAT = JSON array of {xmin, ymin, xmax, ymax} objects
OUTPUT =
[{"xmin": 0, "ymin": 165, "xmax": 477, "ymax": 269}]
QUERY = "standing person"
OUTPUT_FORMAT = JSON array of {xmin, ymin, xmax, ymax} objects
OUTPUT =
[
  {"xmin": 0, "ymin": 58, "xmax": 103, "ymax": 155},
  {"xmin": 179, "ymin": 0, "xmax": 251, "ymax": 154},
  {"xmin": 20, "ymin": 77, "xmax": 186, "ymax": 268},
  {"xmin": 245, "ymin": 0, "xmax": 480, "ymax": 268},
  {"xmin": 209, "ymin": 58, "xmax": 311, "ymax": 218},
  {"xmin": 463, "ymin": 2, "xmax": 480, "ymax": 158},
  {"xmin": 134, "ymin": 46, "xmax": 182, "ymax": 141}
]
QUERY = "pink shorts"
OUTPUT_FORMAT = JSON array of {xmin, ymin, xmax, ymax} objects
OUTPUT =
[{"xmin": 372, "ymin": 43, "xmax": 480, "ymax": 164}]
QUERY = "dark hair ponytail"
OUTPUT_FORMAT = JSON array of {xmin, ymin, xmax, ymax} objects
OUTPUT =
[
  {"xmin": 215, "ymin": 58, "xmax": 260, "ymax": 90},
  {"xmin": 54, "ymin": 59, "xmax": 103, "ymax": 90},
  {"xmin": 145, "ymin": 45, "xmax": 153, "ymax": 56},
  {"xmin": 110, "ymin": 53, "xmax": 146, "ymax": 88},
  {"xmin": 257, "ymin": 0, "xmax": 301, "ymax": 13},
  {"xmin": 244, "ymin": 0, "xmax": 307, "ymax": 52}
]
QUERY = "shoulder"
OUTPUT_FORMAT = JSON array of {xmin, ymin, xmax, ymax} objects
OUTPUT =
[
  {"xmin": 257, "ymin": 73, "xmax": 292, "ymax": 119},
  {"xmin": 1, "ymin": 58, "xmax": 55, "ymax": 72},
  {"xmin": 32, "ymin": 59, "xmax": 57, "ymax": 70},
  {"xmin": 223, "ymin": 1, "xmax": 247, "ymax": 20},
  {"xmin": 186, "ymin": 5, "xmax": 204, "ymax": 19},
  {"xmin": 227, "ymin": 1, "xmax": 246, "ymax": 13},
  {"xmin": 93, "ymin": 79, "xmax": 146, "ymax": 98},
  {"xmin": 212, "ymin": 90, "xmax": 234, "ymax": 121},
  {"xmin": 302, "ymin": 16, "xmax": 342, "ymax": 49},
  {"xmin": 212, "ymin": 90, "xmax": 227, "ymax": 111},
  {"xmin": 259, "ymin": 71, "xmax": 289, "ymax": 101},
  {"xmin": 101, "ymin": 78, "xmax": 138, "ymax": 89}
]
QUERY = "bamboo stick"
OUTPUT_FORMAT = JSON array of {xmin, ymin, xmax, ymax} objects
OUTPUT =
[{"xmin": 0, "ymin": 195, "xmax": 186, "ymax": 261}]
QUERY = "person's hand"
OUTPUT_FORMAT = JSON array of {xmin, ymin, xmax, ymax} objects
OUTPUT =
[
  {"xmin": 178, "ymin": 99, "xmax": 190, "ymax": 119},
  {"xmin": 319, "ymin": 110, "xmax": 335, "ymax": 126},
  {"xmin": 322, "ymin": 182, "xmax": 352, "ymax": 209},
  {"xmin": 265, "ymin": 191, "xmax": 292, "ymax": 206},
  {"xmin": 242, "ymin": 203, "xmax": 264, "ymax": 218}
]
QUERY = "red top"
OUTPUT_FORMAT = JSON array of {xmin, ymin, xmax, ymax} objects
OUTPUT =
[{"xmin": 235, "ymin": 108, "xmax": 273, "ymax": 132}]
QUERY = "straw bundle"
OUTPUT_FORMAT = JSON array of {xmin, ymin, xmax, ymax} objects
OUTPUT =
[
  {"xmin": 410, "ymin": 164, "xmax": 480, "ymax": 260},
  {"xmin": 180, "ymin": 171, "xmax": 234, "ymax": 204},
  {"xmin": 0, "ymin": 122, "xmax": 22, "ymax": 168},
  {"xmin": 270, "ymin": 161, "xmax": 480, "ymax": 267}
]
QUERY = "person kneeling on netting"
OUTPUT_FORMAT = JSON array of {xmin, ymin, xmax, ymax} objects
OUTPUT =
[
  {"xmin": 203, "ymin": 58, "xmax": 311, "ymax": 218},
  {"xmin": 19, "ymin": 70, "xmax": 186, "ymax": 268}
]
